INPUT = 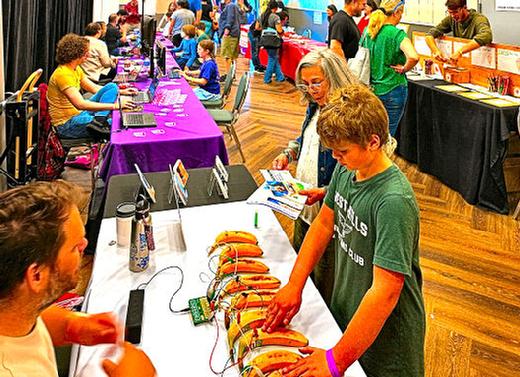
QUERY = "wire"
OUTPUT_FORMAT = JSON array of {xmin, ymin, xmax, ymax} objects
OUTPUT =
[{"xmin": 136, "ymin": 265, "xmax": 189, "ymax": 314}]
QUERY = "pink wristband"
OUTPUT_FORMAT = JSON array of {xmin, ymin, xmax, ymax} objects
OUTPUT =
[{"xmin": 326, "ymin": 348, "xmax": 341, "ymax": 377}]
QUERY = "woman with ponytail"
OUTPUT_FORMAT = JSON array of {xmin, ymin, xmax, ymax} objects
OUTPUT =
[{"xmin": 361, "ymin": 0, "xmax": 418, "ymax": 136}]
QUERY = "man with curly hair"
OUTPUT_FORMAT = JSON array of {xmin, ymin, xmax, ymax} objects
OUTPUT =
[
  {"xmin": 47, "ymin": 33, "xmax": 136, "ymax": 139},
  {"xmin": 0, "ymin": 181, "xmax": 156, "ymax": 376}
]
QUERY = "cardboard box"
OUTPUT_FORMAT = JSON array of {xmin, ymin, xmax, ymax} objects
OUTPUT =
[{"xmin": 444, "ymin": 67, "xmax": 471, "ymax": 84}]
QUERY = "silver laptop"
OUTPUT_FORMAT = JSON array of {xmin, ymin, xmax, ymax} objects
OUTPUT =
[
  {"xmin": 118, "ymin": 97, "xmax": 157, "ymax": 129},
  {"xmin": 133, "ymin": 77, "xmax": 159, "ymax": 104}
]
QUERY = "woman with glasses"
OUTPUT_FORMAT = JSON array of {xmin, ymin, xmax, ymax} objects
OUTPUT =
[
  {"xmin": 360, "ymin": 0, "xmax": 418, "ymax": 136},
  {"xmin": 271, "ymin": 48, "xmax": 358, "ymax": 306}
]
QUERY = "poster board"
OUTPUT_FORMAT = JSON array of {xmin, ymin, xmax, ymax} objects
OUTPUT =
[{"xmin": 402, "ymin": 0, "xmax": 479, "ymax": 26}]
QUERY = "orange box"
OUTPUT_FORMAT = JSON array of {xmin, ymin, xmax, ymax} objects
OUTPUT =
[{"xmin": 444, "ymin": 67, "xmax": 471, "ymax": 84}]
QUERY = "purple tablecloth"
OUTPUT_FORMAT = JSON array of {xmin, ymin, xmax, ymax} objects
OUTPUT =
[{"xmin": 100, "ymin": 36, "xmax": 228, "ymax": 182}]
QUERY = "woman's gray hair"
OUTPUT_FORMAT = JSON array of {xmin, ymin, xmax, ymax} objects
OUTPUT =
[{"xmin": 295, "ymin": 47, "xmax": 359, "ymax": 103}]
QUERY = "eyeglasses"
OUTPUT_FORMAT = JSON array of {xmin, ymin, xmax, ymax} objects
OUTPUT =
[{"xmin": 296, "ymin": 81, "xmax": 324, "ymax": 93}]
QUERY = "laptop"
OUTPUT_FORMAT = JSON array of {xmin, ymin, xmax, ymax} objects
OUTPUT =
[
  {"xmin": 113, "ymin": 65, "xmax": 143, "ymax": 83},
  {"xmin": 133, "ymin": 77, "xmax": 159, "ymax": 104},
  {"xmin": 118, "ymin": 96, "xmax": 157, "ymax": 129}
]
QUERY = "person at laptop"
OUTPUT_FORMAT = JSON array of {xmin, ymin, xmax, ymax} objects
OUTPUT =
[
  {"xmin": 172, "ymin": 24, "xmax": 198, "ymax": 70},
  {"xmin": 106, "ymin": 13, "xmax": 128, "ymax": 55},
  {"xmin": 178, "ymin": 39, "xmax": 221, "ymax": 101},
  {"xmin": 48, "ymin": 33, "xmax": 136, "ymax": 139},
  {"xmin": 0, "ymin": 180, "xmax": 156, "ymax": 377},
  {"xmin": 81, "ymin": 22, "xmax": 117, "ymax": 83}
]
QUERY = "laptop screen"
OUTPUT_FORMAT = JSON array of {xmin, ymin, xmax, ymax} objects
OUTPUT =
[{"xmin": 149, "ymin": 78, "xmax": 159, "ymax": 98}]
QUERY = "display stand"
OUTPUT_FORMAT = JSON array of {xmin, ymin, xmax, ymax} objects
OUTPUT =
[{"xmin": 207, "ymin": 156, "xmax": 229, "ymax": 199}]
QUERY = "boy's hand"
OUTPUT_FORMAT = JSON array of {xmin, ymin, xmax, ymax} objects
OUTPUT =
[
  {"xmin": 299, "ymin": 188, "xmax": 326, "ymax": 205},
  {"xmin": 262, "ymin": 284, "xmax": 302, "ymax": 333},
  {"xmin": 282, "ymin": 346, "xmax": 330, "ymax": 377}
]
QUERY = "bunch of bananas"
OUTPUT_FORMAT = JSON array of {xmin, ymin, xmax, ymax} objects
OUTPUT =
[{"xmin": 208, "ymin": 231, "xmax": 309, "ymax": 377}]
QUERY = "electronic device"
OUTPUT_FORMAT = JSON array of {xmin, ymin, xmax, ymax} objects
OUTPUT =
[
  {"xmin": 141, "ymin": 15, "xmax": 157, "ymax": 52},
  {"xmin": 118, "ymin": 96, "xmax": 157, "ymax": 129},
  {"xmin": 156, "ymin": 40, "xmax": 167, "ymax": 75},
  {"xmin": 132, "ymin": 77, "xmax": 159, "ymax": 104},
  {"xmin": 135, "ymin": 163, "xmax": 157, "ymax": 203},
  {"xmin": 125, "ymin": 289, "xmax": 145, "ymax": 344},
  {"xmin": 168, "ymin": 69, "xmax": 181, "ymax": 80}
]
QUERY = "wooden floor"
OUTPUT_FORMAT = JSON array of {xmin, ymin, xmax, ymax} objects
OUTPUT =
[
  {"xmin": 68, "ymin": 55, "xmax": 520, "ymax": 376},
  {"xmin": 216, "ymin": 57, "xmax": 520, "ymax": 376}
]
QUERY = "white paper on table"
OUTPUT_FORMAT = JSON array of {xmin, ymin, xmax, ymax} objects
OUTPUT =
[
  {"xmin": 497, "ymin": 48, "xmax": 520, "ymax": 75},
  {"xmin": 414, "ymin": 35, "xmax": 431, "ymax": 56},
  {"xmin": 471, "ymin": 46, "xmax": 496, "ymax": 69}
]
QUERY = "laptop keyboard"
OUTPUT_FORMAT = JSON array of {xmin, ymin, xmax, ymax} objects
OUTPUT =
[
  {"xmin": 124, "ymin": 113, "xmax": 156, "ymax": 127},
  {"xmin": 134, "ymin": 92, "xmax": 149, "ymax": 103},
  {"xmin": 113, "ymin": 73, "xmax": 138, "ymax": 83}
]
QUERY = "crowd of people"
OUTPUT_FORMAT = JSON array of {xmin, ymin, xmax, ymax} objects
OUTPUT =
[{"xmin": 0, "ymin": 0, "xmax": 496, "ymax": 376}]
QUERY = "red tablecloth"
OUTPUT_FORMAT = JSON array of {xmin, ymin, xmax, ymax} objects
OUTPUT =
[{"xmin": 243, "ymin": 30, "xmax": 327, "ymax": 81}]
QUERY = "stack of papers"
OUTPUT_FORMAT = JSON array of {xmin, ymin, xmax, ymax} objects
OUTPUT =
[
  {"xmin": 479, "ymin": 98, "xmax": 519, "ymax": 108},
  {"xmin": 435, "ymin": 84, "xmax": 468, "ymax": 93},
  {"xmin": 247, "ymin": 170, "xmax": 309, "ymax": 220},
  {"xmin": 457, "ymin": 91, "xmax": 494, "ymax": 100}
]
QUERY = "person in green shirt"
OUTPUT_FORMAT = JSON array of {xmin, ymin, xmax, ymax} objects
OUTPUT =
[
  {"xmin": 195, "ymin": 22, "xmax": 210, "ymax": 43},
  {"xmin": 360, "ymin": 0, "xmax": 418, "ymax": 136},
  {"xmin": 426, "ymin": 0, "xmax": 493, "ymax": 64},
  {"xmin": 263, "ymin": 83, "xmax": 425, "ymax": 377}
]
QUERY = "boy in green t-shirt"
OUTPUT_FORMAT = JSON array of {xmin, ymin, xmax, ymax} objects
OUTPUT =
[{"xmin": 263, "ymin": 84, "xmax": 425, "ymax": 377}]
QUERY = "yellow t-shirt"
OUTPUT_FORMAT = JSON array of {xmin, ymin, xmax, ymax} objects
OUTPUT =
[{"xmin": 47, "ymin": 65, "xmax": 84, "ymax": 125}]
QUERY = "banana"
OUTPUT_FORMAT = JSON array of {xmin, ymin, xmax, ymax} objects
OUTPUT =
[
  {"xmin": 243, "ymin": 350, "xmax": 302, "ymax": 377},
  {"xmin": 209, "ymin": 231, "xmax": 258, "ymax": 255},
  {"xmin": 227, "ymin": 309, "xmax": 266, "ymax": 349},
  {"xmin": 236, "ymin": 328, "xmax": 309, "ymax": 363},
  {"xmin": 230, "ymin": 289, "xmax": 278, "ymax": 310},
  {"xmin": 217, "ymin": 243, "xmax": 264, "ymax": 262},
  {"xmin": 223, "ymin": 275, "xmax": 281, "ymax": 296},
  {"xmin": 219, "ymin": 258, "xmax": 270, "ymax": 276}
]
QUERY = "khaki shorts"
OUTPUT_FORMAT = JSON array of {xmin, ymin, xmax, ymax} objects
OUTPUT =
[{"xmin": 221, "ymin": 36, "xmax": 239, "ymax": 59}]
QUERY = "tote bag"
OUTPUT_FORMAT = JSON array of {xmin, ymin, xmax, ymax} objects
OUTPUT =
[{"xmin": 347, "ymin": 33, "xmax": 371, "ymax": 86}]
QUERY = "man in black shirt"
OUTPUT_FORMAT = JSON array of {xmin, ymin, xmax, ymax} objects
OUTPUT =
[
  {"xmin": 105, "ymin": 13, "xmax": 127, "ymax": 55},
  {"xmin": 328, "ymin": 0, "xmax": 366, "ymax": 60}
]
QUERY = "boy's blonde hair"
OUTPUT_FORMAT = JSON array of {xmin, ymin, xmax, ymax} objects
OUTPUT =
[{"xmin": 317, "ymin": 85, "xmax": 389, "ymax": 148}]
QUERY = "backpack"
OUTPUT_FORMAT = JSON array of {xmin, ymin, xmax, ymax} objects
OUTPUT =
[{"xmin": 37, "ymin": 83, "xmax": 66, "ymax": 180}]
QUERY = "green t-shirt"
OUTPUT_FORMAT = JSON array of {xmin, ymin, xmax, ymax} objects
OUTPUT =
[
  {"xmin": 361, "ymin": 25, "xmax": 407, "ymax": 96},
  {"xmin": 427, "ymin": 9, "xmax": 493, "ymax": 46},
  {"xmin": 197, "ymin": 32, "xmax": 210, "ymax": 43},
  {"xmin": 324, "ymin": 164, "xmax": 425, "ymax": 377}
]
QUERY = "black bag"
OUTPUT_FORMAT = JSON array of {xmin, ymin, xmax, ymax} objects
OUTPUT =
[{"xmin": 259, "ymin": 27, "xmax": 281, "ymax": 49}]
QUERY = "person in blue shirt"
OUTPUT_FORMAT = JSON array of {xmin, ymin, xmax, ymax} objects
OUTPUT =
[
  {"xmin": 172, "ymin": 24, "xmax": 198, "ymax": 69},
  {"xmin": 189, "ymin": 0, "xmax": 202, "ymax": 23},
  {"xmin": 179, "ymin": 39, "xmax": 221, "ymax": 101}
]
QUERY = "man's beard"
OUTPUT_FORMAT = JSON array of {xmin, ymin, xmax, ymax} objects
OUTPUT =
[{"xmin": 38, "ymin": 267, "xmax": 79, "ymax": 311}]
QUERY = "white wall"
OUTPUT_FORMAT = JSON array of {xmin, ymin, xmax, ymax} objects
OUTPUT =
[{"xmin": 93, "ymin": 0, "xmax": 157, "ymax": 23}]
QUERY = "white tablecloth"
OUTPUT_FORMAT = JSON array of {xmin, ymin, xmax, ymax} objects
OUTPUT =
[{"xmin": 70, "ymin": 201, "xmax": 365, "ymax": 377}]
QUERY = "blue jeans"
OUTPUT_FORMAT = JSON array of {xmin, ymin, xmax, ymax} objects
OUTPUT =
[
  {"xmin": 377, "ymin": 84, "xmax": 408, "ymax": 136},
  {"xmin": 248, "ymin": 30, "xmax": 261, "ymax": 69},
  {"xmin": 57, "ymin": 83, "xmax": 118, "ymax": 139},
  {"xmin": 264, "ymin": 48, "xmax": 284, "ymax": 83}
]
